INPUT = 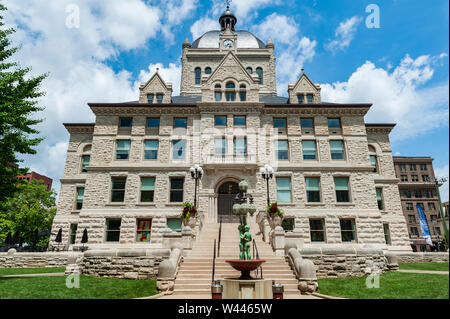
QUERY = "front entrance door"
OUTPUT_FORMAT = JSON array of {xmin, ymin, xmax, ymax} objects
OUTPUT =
[{"xmin": 218, "ymin": 181, "xmax": 240, "ymax": 223}]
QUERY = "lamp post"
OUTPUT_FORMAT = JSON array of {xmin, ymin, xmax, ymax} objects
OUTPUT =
[
  {"xmin": 432, "ymin": 177, "xmax": 449, "ymax": 249},
  {"xmin": 259, "ymin": 165, "xmax": 274, "ymax": 206},
  {"xmin": 190, "ymin": 164, "xmax": 203, "ymax": 208}
]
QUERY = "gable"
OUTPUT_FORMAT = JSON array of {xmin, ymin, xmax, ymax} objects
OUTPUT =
[
  {"xmin": 142, "ymin": 73, "xmax": 169, "ymax": 92},
  {"xmin": 293, "ymin": 73, "xmax": 319, "ymax": 93},
  {"xmin": 206, "ymin": 51, "xmax": 257, "ymax": 85}
]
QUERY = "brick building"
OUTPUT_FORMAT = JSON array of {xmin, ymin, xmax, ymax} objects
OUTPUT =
[
  {"xmin": 50, "ymin": 7, "xmax": 411, "ymax": 253},
  {"xmin": 17, "ymin": 171, "xmax": 53, "ymax": 191},
  {"xmin": 393, "ymin": 157, "xmax": 445, "ymax": 251}
]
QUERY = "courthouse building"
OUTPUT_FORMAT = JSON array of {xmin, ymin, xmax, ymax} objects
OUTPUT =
[{"xmin": 51, "ymin": 7, "xmax": 411, "ymax": 252}]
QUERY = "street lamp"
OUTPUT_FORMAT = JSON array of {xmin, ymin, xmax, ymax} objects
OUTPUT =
[
  {"xmin": 259, "ymin": 164, "xmax": 274, "ymax": 206},
  {"xmin": 190, "ymin": 164, "xmax": 203, "ymax": 207},
  {"xmin": 432, "ymin": 176, "xmax": 449, "ymax": 249}
]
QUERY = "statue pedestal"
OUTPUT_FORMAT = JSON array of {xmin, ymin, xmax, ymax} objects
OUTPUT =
[{"xmin": 220, "ymin": 279, "xmax": 272, "ymax": 299}]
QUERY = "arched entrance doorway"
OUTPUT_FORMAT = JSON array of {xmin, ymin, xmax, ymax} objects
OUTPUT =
[{"xmin": 217, "ymin": 181, "xmax": 240, "ymax": 223}]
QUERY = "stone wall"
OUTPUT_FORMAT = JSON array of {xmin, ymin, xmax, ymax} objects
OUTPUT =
[
  {"xmin": 82, "ymin": 249, "xmax": 171, "ymax": 280},
  {"xmin": 0, "ymin": 252, "xmax": 81, "ymax": 269},
  {"xmin": 298, "ymin": 247, "xmax": 389, "ymax": 278},
  {"xmin": 394, "ymin": 252, "xmax": 449, "ymax": 263}
]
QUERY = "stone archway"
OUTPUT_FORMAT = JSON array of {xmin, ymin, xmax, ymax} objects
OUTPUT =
[{"xmin": 216, "ymin": 179, "xmax": 240, "ymax": 223}]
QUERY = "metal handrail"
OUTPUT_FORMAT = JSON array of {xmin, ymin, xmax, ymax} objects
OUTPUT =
[
  {"xmin": 212, "ymin": 239, "xmax": 216, "ymax": 283},
  {"xmin": 253, "ymin": 239, "xmax": 263, "ymax": 279},
  {"xmin": 218, "ymin": 216, "xmax": 222, "ymax": 257}
]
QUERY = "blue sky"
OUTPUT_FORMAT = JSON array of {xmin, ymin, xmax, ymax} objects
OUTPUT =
[{"xmin": 3, "ymin": 0, "xmax": 449, "ymax": 200}]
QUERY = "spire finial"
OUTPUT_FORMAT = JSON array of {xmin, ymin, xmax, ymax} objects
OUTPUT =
[{"xmin": 226, "ymin": 0, "xmax": 232, "ymax": 10}]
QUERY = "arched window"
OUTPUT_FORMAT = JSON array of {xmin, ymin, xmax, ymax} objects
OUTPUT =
[
  {"xmin": 256, "ymin": 67, "xmax": 263, "ymax": 85},
  {"xmin": 215, "ymin": 84, "xmax": 222, "ymax": 102},
  {"xmin": 239, "ymin": 85, "xmax": 246, "ymax": 102},
  {"xmin": 195, "ymin": 67, "xmax": 201, "ymax": 85},
  {"xmin": 225, "ymin": 82, "xmax": 236, "ymax": 102},
  {"xmin": 205, "ymin": 67, "xmax": 212, "ymax": 75},
  {"xmin": 368, "ymin": 145, "xmax": 379, "ymax": 173},
  {"xmin": 246, "ymin": 67, "xmax": 253, "ymax": 74}
]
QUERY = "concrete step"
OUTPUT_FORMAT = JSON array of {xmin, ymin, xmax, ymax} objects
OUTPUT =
[
  {"xmin": 174, "ymin": 278, "xmax": 298, "ymax": 285},
  {"xmin": 178, "ymin": 269, "xmax": 294, "ymax": 275},
  {"xmin": 178, "ymin": 265, "xmax": 292, "ymax": 271},
  {"xmin": 171, "ymin": 289, "xmax": 302, "ymax": 296},
  {"xmin": 173, "ymin": 283, "xmax": 300, "ymax": 290}
]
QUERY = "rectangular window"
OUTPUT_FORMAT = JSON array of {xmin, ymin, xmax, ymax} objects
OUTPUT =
[
  {"xmin": 408, "ymin": 215, "xmax": 417, "ymax": 224},
  {"xmin": 328, "ymin": 118, "xmax": 341, "ymax": 128},
  {"xmin": 234, "ymin": 137, "xmax": 247, "ymax": 155},
  {"xmin": 330, "ymin": 140, "xmax": 345, "ymax": 160},
  {"xmin": 307, "ymin": 94, "xmax": 313, "ymax": 104},
  {"xmin": 399, "ymin": 164, "xmax": 406, "ymax": 171},
  {"xmin": 430, "ymin": 214, "xmax": 438, "ymax": 221},
  {"xmin": 156, "ymin": 94, "xmax": 163, "ymax": 104},
  {"xmin": 76, "ymin": 187, "xmax": 84, "ymax": 210},
  {"xmin": 147, "ymin": 94, "xmax": 154, "ymax": 104},
  {"xmin": 297, "ymin": 95, "xmax": 304, "ymax": 104},
  {"xmin": 435, "ymin": 227, "xmax": 441, "ymax": 235},
  {"xmin": 376, "ymin": 188, "xmax": 384, "ymax": 210},
  {"xmin": 106, "ymin": 219, "xmax": 121, "ymax": 242},
  {"xmin": 170, "ymin": 178, "xmax": 184, "ymax": 202},
  {"xmin": 383, "ymin": 224, "xmax": 391, "ymax": 245},
  {"xmin": 302, "ymin": 140, "xmax": 317, "ymax": 160},
  {"xmin": 173, "ymin": 117, "xmax": 187, "ymax": 128},
  {"xmin": 300, "ymin": 118, "xmax": 314, "ymax": 129},
  {"xmin": 70, "ymin": 224, "xmax": 78, "ymax": 245},
  {"xmin": 410, "ymin": 164, "xmax": 417, "ymax": 171},
  {"xmin": 428, "ymin": 202, "xmax": 436, "ymax": 211},
  {"xmin": 370, "ymin": 155, "xmax": 378, "ymax": 173},
  {"xmin": 406, "ymin": 203, "xmax": 414, "ymax": 211},
  {"xmin": 136, "ymin": 219, "xmax": 152, "ymax": 242},
  {"xmin": 215, "ymin": 137, "xmax": 226, "ymax": 155},
  {"xmin": 273, "ymin": 118, "xmax": 287, "ymax": 128},
  {"xmin": 233, "ymin": 116, "xmax": 246, "ymax": 126},
  {"xmin": 335, "ymin": 177, "xmax": 350, "ymax": 202},
  {"xmin": 276, "ymin": 177, "xmax": 292, "ymax": 203},
  {"xmin": 310, "ymin": 219, "xmax": 326, "ymax": 242},
  {"xmin": 116, "ymin": 140, "xmax": 131, "ymax": 160},
  {"xmin": 410, "ymin": 227, "xmax": 419, "ymax": 237},
  {"xmin": 404, "ymin": 190, "xmax": 412, "ymax": 198},
  {"xmin": 420, "ymin": 164, "xmax": 427, "ymax": 171},
  {"xmin": 81, "ymin": 155, "xmax": 90, "ymax": 173},
  {"xmin": 275, "ymin": 140, "xmax": 289, "ymax": 160},
  {"xmin": 140, "ymin": 177, "xmax": 155, "ymax": 202},
  {"xmin": 422, "ymin": 175, "xmax": 430, "ymax": 182},
  {"xmin": 415, "ymin": 190, "xmax": 422, "ymax": 198},
  {"xmin": 411, "ymin": 175, "xmax": 419, "ymax": 182},
  {"xmin": 425, "ymin": 190, "xmax": 433, "ymax": 198},
  {"xmin": 119, "ymin": 117, "xmax": 133, "ymax": 127},
  {"xmin": 144, "ymin": 140, "xmax": 159, "ymax": 160},
  {"xmin": 147, "ymin": 117, "xmax": 160, "ymax": 128},
  {"xmin": 401, "ymin": 175, "xmax": 408, "ymax": 182},
  {"xmin": 340, "ymin": 219, "xmax": 356, "ymax": 242},
  {"xmin": 282, "ymin": 218, "xmax": 295, "ymax": 232},
  {"xmin": 172, "ymin": 140, "xmax": 186, "ymax": 160},
  {"xmin": 215, "ymin": 115, "xmax": 227, "ymax": 126},
  {"xmin": 167, "ymin": 218, "xmax": 182, "ymax": 232},
  {"xmin": 111, "ymin": 177, "xmax": 126, "ymax": 203},
  {"xmin": 305, "ymin": 177, "xmax": 321, "ymax": 202}
]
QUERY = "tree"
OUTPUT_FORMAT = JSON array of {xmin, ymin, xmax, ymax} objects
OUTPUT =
[
  {"xmin": 0, "ymin": 179, "xmax": 56, "ymax": 246},
  {"xmin": 0, "ymin": 4, "xmax": 47, "ymax": 201}
]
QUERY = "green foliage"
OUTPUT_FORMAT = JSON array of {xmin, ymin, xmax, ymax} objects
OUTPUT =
[
  {"xmin": 182, "ymin": 202, "xmax": 197, "ymax": 221},
  {"xmin": 266, "ymin": 202, "xmax": 284, "ymax": 217},
  {"xmin": 0, "ymin": 267, "xmax": 64, "ymax": 276},
  {"xmin": 399, "ymin": 262, "xmax": 449, "ymax": 271},
  {"xmin": 0, "ymin": 179, "xmax": 56, "ymax": 246},
  {"xmin": 0, "ymin": 4, "xmax": 47, "ymax": 201}
]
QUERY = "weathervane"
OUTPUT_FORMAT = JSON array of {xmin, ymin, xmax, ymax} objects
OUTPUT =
[{"xmin": 226, "ymin": 0, "xmax": 232, "ymax": 9}]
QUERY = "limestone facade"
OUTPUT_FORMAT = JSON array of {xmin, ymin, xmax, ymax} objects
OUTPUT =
[{"xmin": 50, "ymin": 10, "xmax": 411, "ymax": 254}]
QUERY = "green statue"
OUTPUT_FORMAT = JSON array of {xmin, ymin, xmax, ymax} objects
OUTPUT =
[{"xmin": 239, "ymin": 224, "xmax": 252, "ymax": 260}]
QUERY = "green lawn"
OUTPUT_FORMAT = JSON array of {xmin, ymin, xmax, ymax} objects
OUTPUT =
[
  {"xmin": 0, "ymin": 275, "xmax": 158, "ymax": 299},
  {"xmin": 399, "ymin": 262, "xmax": 449, "ymax": 272},
  {"xmin": 318, "ymin": 272, "xmax": 449, "ymax": 299},
  {"xmin": 0, "ymin": 267, "xmax": 65, "ymax": 276}
]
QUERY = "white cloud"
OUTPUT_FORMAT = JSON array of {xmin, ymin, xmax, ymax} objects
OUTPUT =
[
  {"xmin": 163, "ymin": 0, "xmax": 199, "ymax": 43},
  {"xmin": 321, "ymin": 54, "xmax": 449, "ymax": 141},
  {"xmin": 435, "ymin": 165, "xmax": 449, "ymax": 202},
  {"xmin": 190, "ymin": 17, "xmax": 219, "ymax": 40},
  {"xmin": 326, "ymin": 16, "xmax": 362, "ymax": 53},
  {"xmin": 254, "ymin": 13, "xmax": 298, "ymax": 45}
]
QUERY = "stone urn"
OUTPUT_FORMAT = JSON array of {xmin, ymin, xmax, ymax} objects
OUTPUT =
[
  {"xmin": 268, "ymin": 214, "xmax": 283, "ymax": 230},
  {"xmin": 183, "ymin": 216, "xmax": 197, "ymax": 228}
]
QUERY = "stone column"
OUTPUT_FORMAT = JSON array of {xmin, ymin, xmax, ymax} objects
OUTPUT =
[{"xmin": 272, "ymin": 226, "xmax": 286, "ymax": 256}]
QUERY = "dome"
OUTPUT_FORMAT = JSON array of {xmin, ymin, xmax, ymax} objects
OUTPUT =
[{"xmin": 191, "ymin": 30, "xmax": 266, "ymax": 49}]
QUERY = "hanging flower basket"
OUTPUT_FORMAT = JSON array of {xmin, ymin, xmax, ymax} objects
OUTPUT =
[
  {"xmin": 182, "ymin": 202, "xmax": 198, "ymax": 227},
  {"xmin": 266, "ymin": 202, "xmax": 284, "ymax": 229}
]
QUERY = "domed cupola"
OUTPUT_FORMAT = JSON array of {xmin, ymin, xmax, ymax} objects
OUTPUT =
[{"xmin": 219, "ymin": 3, "xmax": 237, "ymax": 31}]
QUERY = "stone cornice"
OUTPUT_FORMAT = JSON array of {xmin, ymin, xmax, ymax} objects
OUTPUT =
[
  {"xmin": 60, "ymin": 178, "xmax": 87, "ymax": 184},
  {"xmin": 90, "ymin": 105, "xmax": 199, "ymax": 116},
  {"xmin": 63, "ymin": 123, "xmax": 95, "ymax": 134},
  {"xmin": 262, "ymin": 106, "xmax": 370, "ymax": 116},
  {"xmin": 275, "ymin": 165, "xmax": 375, "ymax": 172}
]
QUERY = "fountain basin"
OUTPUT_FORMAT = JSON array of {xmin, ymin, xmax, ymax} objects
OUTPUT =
[{"xmin": 225, "ymin": 260, "xmax": 266, "ymax": 280}]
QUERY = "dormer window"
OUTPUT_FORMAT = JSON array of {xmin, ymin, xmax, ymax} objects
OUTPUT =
[
  {"xmin": 195, "ymin": 67, "xmax": 201, "ymax": 85},
  {"xmin": 225, "ymin": 82, "xmax": 236, "ymax": 102},
  {"xmin": 307, "ymin": 94, "xmax": 313, "ymax": 104},
  {"xmin": 156, "ymin": 94, "xmax": 163, "ymax": 104},
  {"xmin": 147, "ymin": 94, "xmax": 154, "ymax": 104},
  {"xmin": 297, "ymin": 95, "xmax": 304, "ymax": 104},
  {"xmin": 239, "ymin": 85, "xmax": 247, "ymax": 102}
]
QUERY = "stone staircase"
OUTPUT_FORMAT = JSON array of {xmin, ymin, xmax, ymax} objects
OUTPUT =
[{"xmin": 168, "ymin": 218, "xmax": 309, "ymax": 299}]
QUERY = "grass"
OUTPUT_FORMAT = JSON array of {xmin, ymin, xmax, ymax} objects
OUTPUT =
[
  {"xmin": 0, "ymin": 275, "xmax": 158, "ymax": 299},
  {"xmin": 318, "ymin": 272, "xmax": 449, "ymax": 299},
  {"xmin": 0, "ymin": 267, "xmax": 65, "ymax": 276},
  {"xmin": 399, "ymin": 262, "xmax": 449, "ymax": 272}
]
